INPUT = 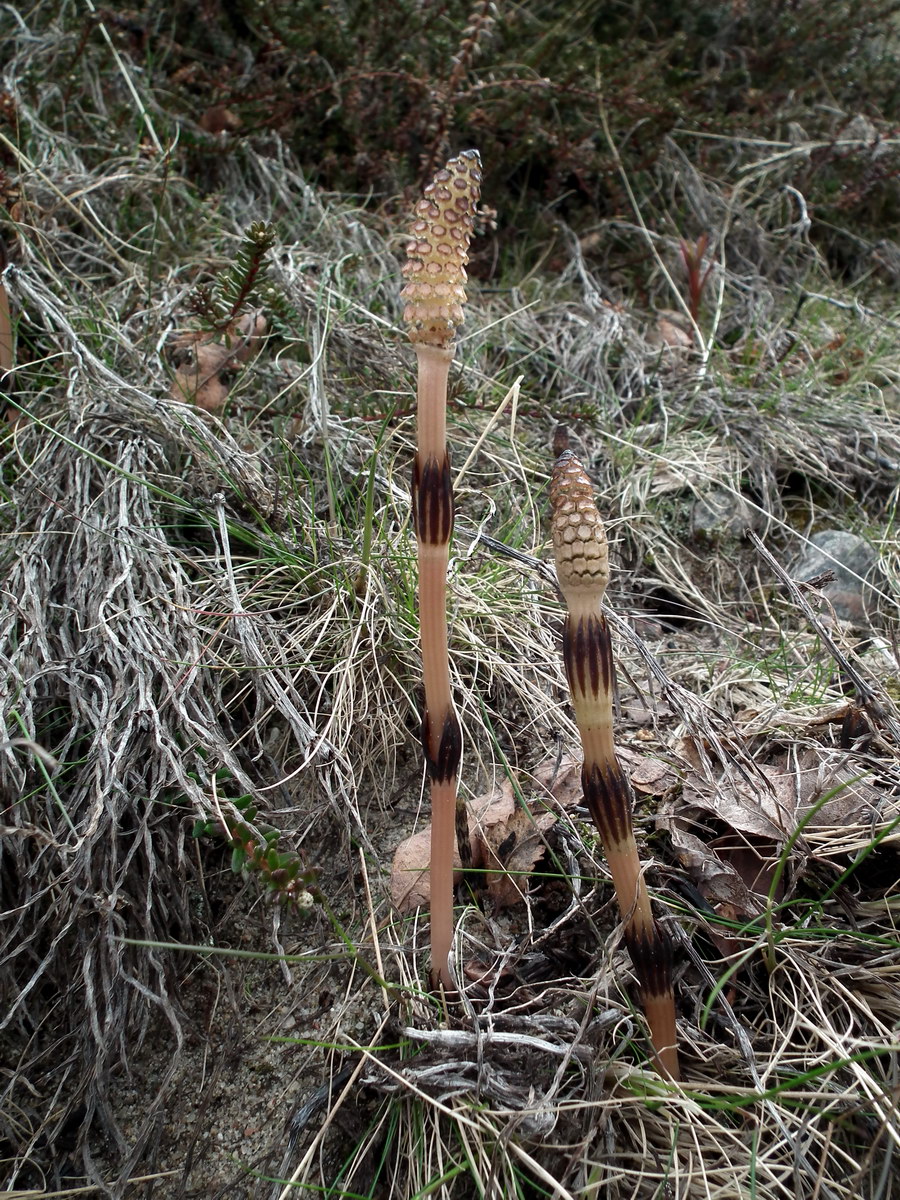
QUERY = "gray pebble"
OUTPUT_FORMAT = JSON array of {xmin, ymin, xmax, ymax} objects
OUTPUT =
[
  {"xmin": 792, "ymin": 530, "xmax": 884, "ymax": 626},
  {"xmin": 690, "ymin": 489, "xmax": 760, "ymax": 543}
]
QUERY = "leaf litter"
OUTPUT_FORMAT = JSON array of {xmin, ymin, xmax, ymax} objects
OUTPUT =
[{"xmin": 391, "ymin": 756, "xmax": 582, "ymax": 912}]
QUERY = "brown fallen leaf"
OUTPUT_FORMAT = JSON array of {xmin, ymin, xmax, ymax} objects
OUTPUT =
[
  {"xmin": 663, "ymin": 820, "xmax": 764, "ymax": 960},
  {"xmin": 391, "ymin": 758, "xmax": 582, "ymax": 913},
  {"xmin": 624, "ymin": 698, "xmax": 674, "ymax": 726},
  {"xmin": 657, "ymin": 816, "xmax": 772, "ymax": 974},
  {"xmin": 389, "ymin": 782, "xmax": 515, "ymax": 913},
  {"xmin": 662, "ymin": 738, "xmax": 890, "ymax": 942},
  {"xmin": 169, "ymin": 313, "xmax": 267, "ymax": 410},
  {"xmin": 480, "ymin": 804, "xmax": 557, "ymax": 909},
  {"xmin": 712, "ymin": 838, "xmax": 780, "ymax": 900},
  {"xmin": 390, "ymin": 825, "xmax": 454, "ymax": 912},
  {"xmin": 199, "ymin": 105, "xmax": 242, "ymax": 135},
  {"xmin": 665, "ymin": 824, "xmax": 762, "ymax": 914},
  {"xmin": 390, "ymin": 751, "xmax": 675, "ymax": 912},
  {"xmin": 229, "ymin": 312, "xmax": 268, "ymax": 363},
  {"xmin": 171, "ymin": 341, "xmax": 233, "ymax": 411},
  {"xmin": 679, "ymin": 738, "xmax": 880, "ymax": 841},
  {"xmin": 618, "ymin": 746, "xmax": 678, "ymax": 795},
  {"xmin": 648, "ymin": 310, "xmax": 694, "ymax": 350}
]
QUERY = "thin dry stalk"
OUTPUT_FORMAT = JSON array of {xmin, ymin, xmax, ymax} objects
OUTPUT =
[
  {"xmin": 550, "ymin": 448, "xmax": 679, "ymax": 1079},
  {"xmin": 400, "ymin": 148, "xmax": 482, "ymax": 988},
  {"xmin": 0, "ymin": 236, "xmax": 12, "ymax": 387}
]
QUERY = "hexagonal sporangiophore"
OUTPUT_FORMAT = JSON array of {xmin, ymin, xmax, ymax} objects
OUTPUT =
[
  {"xmin": 401, "ymin": 149, "xmax": 482, "ymax": 349},
  {"xmin": 549, "ymin": 449, "xmax": 610, "ymax": 607}
]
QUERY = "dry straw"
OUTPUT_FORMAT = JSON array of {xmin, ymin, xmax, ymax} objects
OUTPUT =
[{"xmin": 0, "ymin": 236, "xmax": 13, "ymax": 389}]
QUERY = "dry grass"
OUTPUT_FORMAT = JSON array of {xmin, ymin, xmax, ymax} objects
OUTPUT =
[{"xmin": 2, "ymin": 3, "xmax": 900, "ymax": 1198}]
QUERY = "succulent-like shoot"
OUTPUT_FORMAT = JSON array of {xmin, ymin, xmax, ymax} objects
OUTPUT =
[
  {"xmin": 401, "ymin": 149, "xmax": 481, "ymax": 350},
  {"xmin": 550, "ymin": 450, "xmax": 680, "ymax": 1080},
  {"xmin": 402, "ymin": 150, "xmax": 481, "ymax": 990}
]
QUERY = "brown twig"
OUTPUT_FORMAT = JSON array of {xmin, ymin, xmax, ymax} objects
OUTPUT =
[
  {"xmin": 400, "ymin": 149, "xmax": 482, "ymax": 989},
  {"xmin": 419, "ymin": 1, "xmax": 496, "ymax": 188},
  {"xmin": 550, "ymin": 448, "xmax": 679, "ymax": 1079}
]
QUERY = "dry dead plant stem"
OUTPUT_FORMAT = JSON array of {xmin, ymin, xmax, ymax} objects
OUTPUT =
[
  {"xmin": 550, "ymin": 449, "xmax": 679, "ymax": 1080},
  {"xmin": 401, "ymin": 149, "xmax": 482, "ymax": 989},
  {"xmin": 0, "ymin": 237, "xmax": 13, "ymax": 387}
]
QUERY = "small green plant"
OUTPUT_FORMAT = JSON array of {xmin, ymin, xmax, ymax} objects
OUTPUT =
[
  {"xmin": 170, "ymin": 220, "xmax": 286, "ymax": 410},
  {"xmin": 192, "ymin": 789, "xmax": 318, "ymax": 911},
  {"xmin": 187, "ymin": 220, "xmax": 281, "ymax": 333}
]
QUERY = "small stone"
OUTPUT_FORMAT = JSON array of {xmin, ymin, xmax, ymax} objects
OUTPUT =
[
  {"xmin": 792, "ymin": 530, "xmax": 884, "ymax": 626},
  {"xmin": 690, "ymin": 489, "xmax": 760, "ymax": 543}
]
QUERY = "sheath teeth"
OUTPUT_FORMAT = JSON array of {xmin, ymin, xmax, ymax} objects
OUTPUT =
[{"xmin": 400, "ymin": 149, "xmax": 482, "ymax": 349}]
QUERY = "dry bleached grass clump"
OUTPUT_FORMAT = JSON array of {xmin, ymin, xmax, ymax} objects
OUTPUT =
[
  {"xmin": 0, "ymin": 137, "xmax": 575, "ymax": 1191},
  {"xmin": 3, "ymin": 7, "xmax": 900, "ymax": 1193}
]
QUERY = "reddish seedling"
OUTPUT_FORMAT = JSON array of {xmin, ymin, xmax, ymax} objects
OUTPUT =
[{"xmin": 679, "ymin": 232, "xmax": 714, "ymax": 324}]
